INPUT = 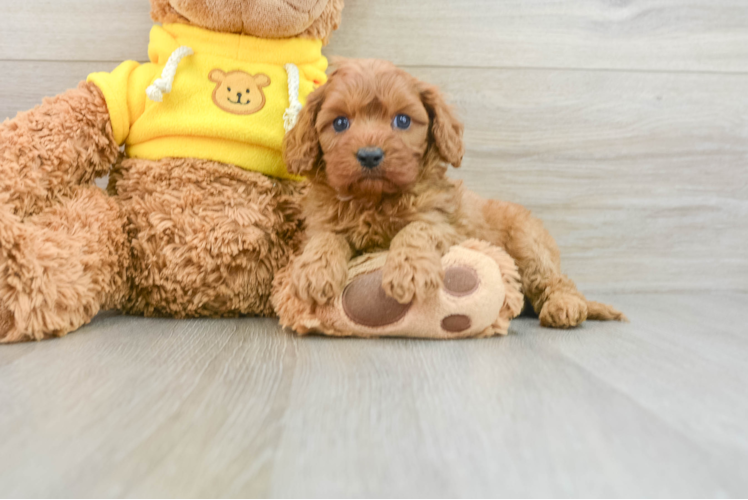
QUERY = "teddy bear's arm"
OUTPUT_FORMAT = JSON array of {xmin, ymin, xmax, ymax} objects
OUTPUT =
[{"xmin": 0, "ymin": 82, "xmax": 119, "ymax": 218}]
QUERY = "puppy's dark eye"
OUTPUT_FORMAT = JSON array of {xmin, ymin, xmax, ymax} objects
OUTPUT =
[
  {"xmin": 246, "ymin": 89, "xmax": 250, "ymax": 93},
  {"xmin": 227, "ymin": 87, "xmax": 232, "ymax": 92},
  {"xmin": 393, "ymin": 114, "xmax": 411, "ymax": 130},
  {"xmin": 333, "ymin": 116, "xmax": 350, "ymax": 133}
]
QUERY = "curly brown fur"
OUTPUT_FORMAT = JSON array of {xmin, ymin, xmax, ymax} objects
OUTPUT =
[
  {"xmin": 0, "ymin": 82, "xmax": 118, "ymax": 218},
  {"xmin": 284, "ymin": 59, "xmax": 626, "ymax": 328},
  {"xmin": 299, "ymin": 0, "xmax": 344, "ymax": 44},
  {"xmin": 0, "ymin": 186, "xmax": 128, "ymax": 343},
  {"xmin": 286, "ymin": 232, "xmax": 352, "ymax": 306},
  {"xmin": 111, "ymin": 158, "xmax": 305, "ymax": 319},
  {"xmin": 149, "ymin": 0, "xmax": 344, "ymax": 43},
  {"xmin": 0, "ymin": 82, "xmax": 124, "ymax": 343}
]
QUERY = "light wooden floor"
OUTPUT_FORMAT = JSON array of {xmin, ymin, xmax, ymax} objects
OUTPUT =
[{"xmin": 1, "ymin": 293, "xmax": 746, "ymax": 498}]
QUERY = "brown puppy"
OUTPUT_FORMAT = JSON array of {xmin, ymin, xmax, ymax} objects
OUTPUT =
[{"xmin": 284, "ymin": 59, "xmax": 625, "ymax": 328}]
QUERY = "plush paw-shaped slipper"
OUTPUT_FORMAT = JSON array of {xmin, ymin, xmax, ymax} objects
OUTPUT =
[{"xmin": 273, "ymin": 240, "xmax": 524, "ymax": 339}]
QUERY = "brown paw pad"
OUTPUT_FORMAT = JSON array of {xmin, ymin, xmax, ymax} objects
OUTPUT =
[
  {"xmin": 441, "ymin": 314, "xmax": 472, "ymax": 333},
  {"xmin": 343, "ymin": 270, "xmax": 412, "ymax": 328},
  {"xmin": 444, "ymin": 266, "xmax": 479, "ymax": 297}
]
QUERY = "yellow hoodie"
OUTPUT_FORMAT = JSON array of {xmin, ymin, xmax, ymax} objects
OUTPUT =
[{"xmin": 88, "ymin": 24, "xmax": 328, "ymax": 180}]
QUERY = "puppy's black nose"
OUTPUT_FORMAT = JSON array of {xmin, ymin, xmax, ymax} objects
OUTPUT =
[{"xmin": 357, "ymin": 148, "xmax": 385, "ymax": 169}]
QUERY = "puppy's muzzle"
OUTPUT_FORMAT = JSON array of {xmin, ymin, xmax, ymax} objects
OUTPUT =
[{"xmin": 357, "ymin": 148, "xmax": 385, "ymax": 169}]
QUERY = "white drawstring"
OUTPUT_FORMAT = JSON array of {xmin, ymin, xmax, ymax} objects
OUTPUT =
[
  {"xmin": 284, "ymin": 63, "xmax": 303, "ymax": 132},
  {"xmin": 146, "ymin": 46, "xmax": 194, "ymax": 102},
  {"xmin": 147, "ymin": 49, "xmax": 305, "ymax": 131}
]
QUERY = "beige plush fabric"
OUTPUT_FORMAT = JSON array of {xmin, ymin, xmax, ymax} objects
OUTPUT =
[{"xmin": 273, "ymin": 240, "xmax": 524, "ymax": 339}]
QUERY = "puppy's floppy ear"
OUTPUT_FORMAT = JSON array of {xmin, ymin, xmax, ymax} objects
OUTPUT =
[
  {"xmin": 284, "ymin": 86, "xmax": 326, "ymax": 176},
  {"xmin": 419, "ymin": 83, "xmax": 465, "ymax": 168}
]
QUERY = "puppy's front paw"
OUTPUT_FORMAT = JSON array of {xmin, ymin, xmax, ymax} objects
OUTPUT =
[
  {"xmin": 381, "ymin": 251, "xmax": 443, "ymax": 304},
  {"xmin": 540, "ymin": 293, "xmax": 588, "ymax": 329},
  {"xmin": 291, "ymin": 255, "xmax": 349, "ymax": 306}
]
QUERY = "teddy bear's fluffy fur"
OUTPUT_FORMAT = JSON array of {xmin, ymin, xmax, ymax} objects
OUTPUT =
[
  {"xmin": 0, "ymin": 0, "xmax": 342, "ymax": 342},
  {"xmin": 281, "ymin": 59, "xmax": 626, "ymax": 328},
  {"xmin": 150, "ymin": 0, "xmax": 344, "ymax": 42}
]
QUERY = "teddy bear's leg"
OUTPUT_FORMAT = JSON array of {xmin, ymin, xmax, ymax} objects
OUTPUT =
[
  {"xmin": 273, "ymin": 240, "xmax": 524, "ymax": 339},
  {"xmin": 0, "ymin": 185, "xmax": 128, "ymax": 343},
  {"xmin": 112, "ymin": 158, "xmax": 304, "ymax": 318},
  {"xmin": 0, "ymin": 82, "xmax": 119, "ymax": 218},
  {"xmin": 0, "ymin": 82, "xmax": 122, "ymax": 343}
]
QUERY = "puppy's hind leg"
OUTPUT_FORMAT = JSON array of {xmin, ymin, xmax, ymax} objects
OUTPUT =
[
  {"xmin": 479, "ymin": 200, "xmax": 626, "ymax": 328},
  {"xmin": 587, "ymin": 300, "xmax": 628, "ymax": 322}
]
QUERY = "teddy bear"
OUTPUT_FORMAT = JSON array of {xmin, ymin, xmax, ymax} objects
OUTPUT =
[{"xmin": 0, "ymin": 0, "xmax": 345, "ymax": 342}]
